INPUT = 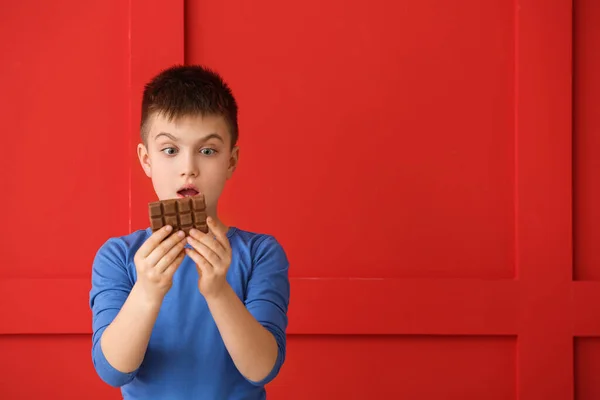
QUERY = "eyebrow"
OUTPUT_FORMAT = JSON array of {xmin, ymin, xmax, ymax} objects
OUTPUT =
[
  {"xmin": 154, "ymin": 132, "xmax": 224, "ymax": 143},
  {"xmin": 155, "ymin": 132, "xmax": 178, "ymax": 141}
]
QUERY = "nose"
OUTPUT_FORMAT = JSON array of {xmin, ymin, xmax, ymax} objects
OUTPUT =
[{"xmin": 180, "ymin": 150, "xmax": 199, "ymax": 178}]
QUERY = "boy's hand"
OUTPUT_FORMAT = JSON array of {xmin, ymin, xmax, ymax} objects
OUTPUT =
[
  {"xmin": 185, "ymin": 217, "xmax": 232, "ymax": 299},
  {"xmin": 133, "ymin": 225, "xmax": 187, "ymax": 304}
]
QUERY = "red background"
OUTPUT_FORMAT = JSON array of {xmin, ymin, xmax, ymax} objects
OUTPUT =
[{"xmin": 0, "ymin": 0, "xmax": 599, "ymax": 399}]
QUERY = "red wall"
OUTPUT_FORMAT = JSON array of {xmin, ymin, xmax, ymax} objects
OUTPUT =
[{"xmin": 0, "ymin": 0, "xmax": 598, "ymax": 399}]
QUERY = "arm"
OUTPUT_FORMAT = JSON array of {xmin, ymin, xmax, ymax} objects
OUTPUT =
[
  {"xmin": 90, "ymin": 238, "xmax": 141, "ymax": 387},
  {"xmin": 186, "ymin": 225, "xmax": 290, "ymax": 385},
  {"xmin": 99, "ymin": 283, "xmax": 162, "ymax": 374},
  {"xmin": 205, "ymin": 283, "xmax": 279, "ymax": 383},
  {"xmin": 235, "ymin": 236, "xmax": 290, "ymax": 384},
  {"xmin": 90, "ymin": 227, "xmax": 186, "ymax": 387}
]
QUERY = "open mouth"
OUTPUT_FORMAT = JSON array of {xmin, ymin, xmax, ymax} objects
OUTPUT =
[{"xmin": 177, "ymin": 188, "xmax": 200, "ymax": 197}]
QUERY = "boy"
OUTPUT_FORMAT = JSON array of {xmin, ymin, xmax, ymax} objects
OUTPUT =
[{"xmin": 89, "ymin": 65, "xmax": 290, "ymax": 399}]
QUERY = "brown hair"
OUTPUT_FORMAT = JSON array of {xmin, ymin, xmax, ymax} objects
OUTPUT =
[{"xmin": 140, "ymin": 64, "xmax": 239, "ymax": 148}]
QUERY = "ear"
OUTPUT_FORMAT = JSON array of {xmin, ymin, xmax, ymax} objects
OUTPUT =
[
  {"xmin": 226, "ymin": 146, "xmax": 239, "ymax": 179},
  {"xmin": 137, "ymin": 142, "xmax": 152, "ymax": 178}
]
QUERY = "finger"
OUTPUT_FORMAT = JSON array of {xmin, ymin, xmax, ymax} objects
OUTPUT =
[
  {"xmin": 164, "ymin": 250, "xmax": 186, "ymax": 277},
  {"xmin": 189, "ymin": 229, "xmax": 224, "ymax": 259},
  {"xmin": 138, "ymin": 225, "xmax": 173, "ymax": 258},
  {"xmin": 185, "ymin": 248, "xmax": 212, "ymax": 276},
  {"xmin": 187, "ymin": 235, "xmax": 220, "ymax": 266},
  {"xmin": 155, "ymin": 239, "xmax": 186, "ymax": 273},
  {"xmin": 207, "ymin": 217, "xmax": 230, "ymax": 252},
  {"xmin": 147, "ymin": 230, "xmax": 186, "ymax": 267},
  {"xmin": 147, "ymin": 230, "xmax": 185, "ymax": 267}
]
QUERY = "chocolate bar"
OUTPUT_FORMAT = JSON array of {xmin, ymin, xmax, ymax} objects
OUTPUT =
[{"xmin": 149, "ymin": 195, "xmax": 208, "ymax": 235}]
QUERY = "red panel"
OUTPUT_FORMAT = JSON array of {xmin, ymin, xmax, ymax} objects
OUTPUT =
[
  {"xmin": 288, "ymin": 278, "xmax": 519, "ymax": 335},
  {"xmin": 0, "ymin": 335, "xmax": 120, "ymax": 400},
  {"xmin": 0, "ymin": 278, "xmax": 518, "ymax": 335},
  {"xmin": 0, "ymin": 279, "xmax": 89, "ymax": 334},
  {"xmin": 266, "ymin": 335, "xmax": 516, "ymax": 400},
  {"xmin": 185, "ymin": 0, "xmax": 515, "ymax": 279},
  {"xmin": 575, "ymin": 338, "xmax": 600, "ymax": 400},
  {"xmin": 572, "ymin": 282, "xmax": 600, "ymax": 336},
  {"xmin": 0, "ymin": 335, "xmax": 515, "ymax": 400},
  {"xmin": 515, "ymin": 1, "xmax": 573, "ymax": 399},
  {"xmin": 573, "ymin": 0, "xmax": 600, "ymax": 280},
  {"xmin": 0, "ymin": 1, "xmax": 129, "ymax": 278}
]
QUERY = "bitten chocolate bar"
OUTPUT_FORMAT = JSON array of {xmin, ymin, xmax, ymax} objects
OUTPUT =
[{"xmin": 148, "ymin": 195, "xmax": 208, "ymax": 235}]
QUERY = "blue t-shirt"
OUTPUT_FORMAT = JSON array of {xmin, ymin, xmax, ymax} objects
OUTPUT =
[{"xmin": 89, "ymin": 226, "xmax": 290, "ymax": 399}]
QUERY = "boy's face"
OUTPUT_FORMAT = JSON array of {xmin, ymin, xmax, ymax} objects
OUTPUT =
[{"xmin": 137, "ymin": 113, "xmax": 238, "ymax": 216}]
